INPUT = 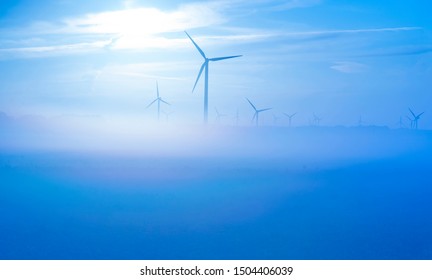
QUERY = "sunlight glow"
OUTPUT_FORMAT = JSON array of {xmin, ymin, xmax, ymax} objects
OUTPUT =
[{"xmin": 63, "ymin": 5, "xmax": 224, "ymax": 49}]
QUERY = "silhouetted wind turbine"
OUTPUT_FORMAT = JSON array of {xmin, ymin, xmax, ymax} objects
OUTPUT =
[
  {"xmin": 246, "ymin": 98, "xmax": 271, "ymax": 126},
  {"xmin": 284, "ymin": 112, "xmax": 297, "ymax": 127},
  {"xmin": 408, "ymin": 108, "xmax": 424, "ymax": 130},
  {"xmin": 146, "ymin": 82, "xmax": 170, "ymax": 121},
  {"xmin": 185, "ymin": 31, "xmax": 242, "ymax": 124}
]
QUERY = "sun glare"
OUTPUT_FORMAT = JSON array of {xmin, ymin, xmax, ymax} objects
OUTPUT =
[{"xmin": 64, "ymin": 5, "xmax": 224, "ymax": 50}]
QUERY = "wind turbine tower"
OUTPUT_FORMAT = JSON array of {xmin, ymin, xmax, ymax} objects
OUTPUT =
[
  {"xmin": 406, "ymin": 116, "xmax": 414, "ymax": 129},
  {"xmin": 358, "ymin": 115, "xmax": 367, "ymax": 127},
  {"xmin": 185, "ymin": 31, "xmax": 242, "ymax": 124},
  {"xmin": 235, "ymin": 108, "xmax": 240, "ymax": 126},
  {"xmin": 396, "ymin": 116, "xmax": 404, "ymax": 129}
]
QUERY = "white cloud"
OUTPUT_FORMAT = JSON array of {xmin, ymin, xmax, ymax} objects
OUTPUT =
[
  {"xmin": 0, "ymin": 2, "xmax": 226, "ymax": 55},
  {"xmin": 0, "ymin": 0, "xmax": 422, "ymax": 60},
  {"xmin": 59, "ymin": 5, "xmax": 224, "ymax": 36},
  {"xmin": 331, "ymin": 61, "xmax": 368, "ymax": 73}
]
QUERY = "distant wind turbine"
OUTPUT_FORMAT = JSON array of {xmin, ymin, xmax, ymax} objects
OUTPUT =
[
  {"xmin": 162, "ymin": 110, "xmax": 173, "ymax": 122},
  {"xmin": 358, "ymin": 115, "xmax": 366, "ymax": 126},
  {"xmin": 234, "ymin": 108, "xmax": 240, "ymax": 126},
  {"xmin": 284, "ymin": 112, "xmax": 297, "ymax": 127},
  {"xmin": 185, "ymin": 31, "xmax": 242, "ymax": 124},
  {"xmin": 146, "ymin": 82, "xmax": 170, "ymax": 121},
  {"xmin": 246, "ymin": 98, "xmax": 271, "ymax": 126},
  {"xmin": 408, "ymin": 108, "xmax": 424, "ymax": 130},
  {"xmin": 406, "ymin": 115, "xmax": 414, "ymax": 129},
  {"xmin": 313, "ymin": 113, "xmax": 322, "ymax": 126},
  {"xmin": 214, "ymin": 107, "xmax": 227, "ymax": 123},
  {"xmin": 395, "ymin": 116, "xmax": 404, "ymax": 128},
  {"xmin": 272, "ymin": 114, "xmax": 281, "ymax": 125}
]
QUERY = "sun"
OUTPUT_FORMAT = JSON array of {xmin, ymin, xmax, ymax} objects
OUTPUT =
[{"xmin": 69, "ymin": 8, "xmax": 188, "ymax": 50}]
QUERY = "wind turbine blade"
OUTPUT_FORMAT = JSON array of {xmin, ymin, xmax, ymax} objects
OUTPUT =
[
  {"xmin": 184, "ymin": 31, "xmax": 206, "ymax": 59},
  {"xmin": 409, "ymin": 108, "xmax": 416, "ymax": 118},
  {"xmin": 258, "ymin": 108, "xmax": 272, "ymax": 112},
  {"xmin": 209, "ymin": 55, "xmax": 242, "ymax": 61},
  {"xmin": 418, "ymin": 112, "xmax": 425, "ymax": 118},
  {"xmin": 146, "ymin": 99, "xmax": 157, "ymax": 108},
  {"xmin": 192, "ymin": 61, "xmax": 206, "ymax": 92},
  {"xmin": 251, "ymin": 112, "xmax": 257, "ymax": 122},
  {"xmin": 160, "ymin": 99, "xmax": 170, "ymax": 105},
  {"xmin": 156, "ymin": 82, "xmax": 159, "ymax": 98},
  {"xmin": 246, "ymin": 98, "xmax": 257, "ymax": 111},
  {"xmin": 291, "ymin": 112, "xmax": 297, "ymax": 117}
]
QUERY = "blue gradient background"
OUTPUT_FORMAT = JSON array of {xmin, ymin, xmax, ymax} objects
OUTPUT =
[{"xmin": 1, "ymin": 1, "xmax": 432, "ymax": 259}]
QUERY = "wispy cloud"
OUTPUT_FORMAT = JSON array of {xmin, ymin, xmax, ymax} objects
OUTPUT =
[
  {"xmin": 0, "ymin": 25, "xmax": 421, "ymax": 59},
  {"xmin": 0, "ymin": 0, "xmax": 423, "ymax": 61},
  {"xmin": 331, "ymin": 61, "xmax": 368, "ymax": 73},
  {"xmin": 220, "ymin": 0, "xmax": 322, "ymax": 11},
  {"xmin": 270, "ymin": 0, "xmax": 322, "ymax": 11},
  {"xmin": 0, "ymin": 40, "xmax": 112, "ymax": 56},
  {"xmin": 280, "ymin": 27, "xmax": 421, "ymax": 38},
  {"xmin": 360, "ymin": 45, "xmax": 432, "ymax": 57},
  {"xmin": 114, "ymin": 71, "xmax": 185, "ymax": 81},
  {"xmin": 0, "ymin": 2, "xmax": 226, "ymax": 56},
  {"xmin": 176, "ymin": 26, "xmax": 421, "ymax": 47}
]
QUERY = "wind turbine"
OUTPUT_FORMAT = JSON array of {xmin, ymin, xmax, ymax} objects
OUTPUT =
[
  {"xmin": 185, "ymin": 31, "xmax": 242, "ymax": 124},
  {"xmin": 162, "ymin": 110, "xmax": 173, "ymax": 122},
  {"xmin": 214, "ymin": 107, "xmax": 227, "ymax": 123},
  {"xmin": 284, "ymin": 112, "xmax": 297, "ymax": 127},
  {"xmin": 408, "ymin": 108, "xmax": 424, "ymax": 130},
  {"xmin": 358, "ymin": 115, "xmax": 366, "ymax": 127},
  {"xmin": 313, "ymin": 113, "xmax": 322, "ymax": 126},
  {"xmin": 395, "ymin": 116, "xmax": 404, "ymax": 129},
  {"xmin": 272, "ymin": 114, "xmax": 281, "ymax": 125},
  {"xmin": 146, "ymin": 82, "xmax": 170, "ymax": 121},
  {"xmin": 234, "ymin": 108, "xmax": 240, "ymax": 126},
  {"xmin": 406, "ymin": 116, "xmax": 414, "ymax": 129},
  {"xmin": 246, "ymin": 98, "xmax": 271, "ymax": 126}
]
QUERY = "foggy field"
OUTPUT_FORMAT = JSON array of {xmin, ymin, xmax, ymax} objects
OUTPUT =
[{"xmin": 1, "ymin": 123, "xmax": 432, "ymax": 259}]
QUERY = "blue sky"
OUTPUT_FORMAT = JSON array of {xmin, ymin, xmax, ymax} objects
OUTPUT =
[{"xmin": 0, "ymin": 0, "xmax": 431, "ymax": 127}]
